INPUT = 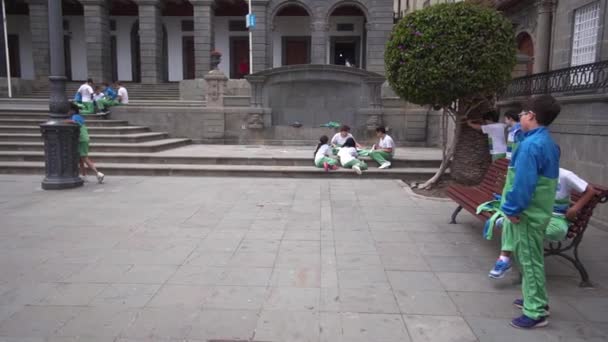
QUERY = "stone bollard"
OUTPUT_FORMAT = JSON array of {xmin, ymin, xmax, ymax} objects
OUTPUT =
[{"xmin": 203, "ymin": 69, "xmax": 228, "ymax": 107}]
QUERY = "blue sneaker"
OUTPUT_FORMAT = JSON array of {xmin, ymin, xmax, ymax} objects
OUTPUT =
[
  {"xmin": 489, "ymin": 259, "xmax": 512, "ymax": 279},
  {"xmin": 513, "ymin": 299, "xmax": 551, "ymax": 316},
  {"xmin": 510, "ymin": 314, "xmax": 548, "ymax": 329}
]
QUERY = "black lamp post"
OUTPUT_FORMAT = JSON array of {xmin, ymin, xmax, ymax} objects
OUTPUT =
[{"xmin": 40, "ymin": 0, "xmax": 82, "ymax": 190}]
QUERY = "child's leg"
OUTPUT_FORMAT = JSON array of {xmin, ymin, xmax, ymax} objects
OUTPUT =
[
  {"xmin": 545, "ymin": 216, "xmax": 568, "ymax": 241},
  {"xmin": 80, "ymin": 102, "xmax": 95, "ymax": 114},
  {"xmin": 356, "ymin": 160, "xmax": 368, "ymax": 170},
  {"xmin": 514, "ymin": 218, "xmax": 548, "ymax": 320},
  {"xmin": 79, "ymin": 158, "xmax": 86, "ymax": 176},
  {"xmin": 369, "ymin": 150, "xmax": 392, "ymax": 165},
  {"xmin": 490, "ymin": 220, "xmax": 515, "ymax": 278},
  {"xmin": 83, "ymin": 157, "xmax": 99, "ymax": 174}
]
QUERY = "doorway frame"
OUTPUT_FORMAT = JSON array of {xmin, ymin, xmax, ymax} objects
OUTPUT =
[
  {"xmin": 281, "ymin": 36, "xmax": 311, "ymax": 66},
  {"xmin": 229, "ymin": 36, "xmax": 249, "ymax": 79},
  {"xmin": 330, "ymin": 36, "xmax": 362, "ymax": 67},
  {"xmin": 182, "ymin": 35, "xmax": 195, "ymax": 80}
]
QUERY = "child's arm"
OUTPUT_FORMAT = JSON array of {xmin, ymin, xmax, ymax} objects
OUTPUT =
[
  {"xmin": 500, "ymin": 143, "xmax": 540, "ymax": 222},
  {"xmin": 566, "ymin": 185, "xmax": 598, "ymax": 221},
  {"xmin": 467, "ymin": 120, "xmax": 483, "ymax": 131}
]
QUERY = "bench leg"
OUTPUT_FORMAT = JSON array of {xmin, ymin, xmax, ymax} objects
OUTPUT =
[
  {"xmin": 450, "ymin": 205, "xmax": 463, "ymax": 224},
  {"xmin": 573, "ymin": 238, "xmax": 592, "ymax": 288}
]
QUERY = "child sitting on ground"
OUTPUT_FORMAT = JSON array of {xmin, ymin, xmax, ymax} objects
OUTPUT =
[
  {"xmin": 314, "ymin": 135, "xmax": 339, "ymax": 172},
  {"xmin": 331, "ymin": 125, "xmax": 360, "ymax": 154},
  {"xmin": 68, "ymin": 103, "xmax": 105, "ymax": 184},
  {"xmin": 338, "ymin": 137, "xmax": 367, "ymax": 175}
]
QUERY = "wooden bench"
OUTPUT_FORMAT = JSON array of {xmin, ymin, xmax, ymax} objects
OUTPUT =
[{"xmin": 447, "ymin": 159, "xmax": 608, "ymax": 287}]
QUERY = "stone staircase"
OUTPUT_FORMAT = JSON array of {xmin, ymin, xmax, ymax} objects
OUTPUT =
[
  {"xmin": 0, "ymin": 107, "xmax": 443, "ymax": 180},
  {"xmin": 21, "ymin": 82, "xmax": 181, "ymax": 101}
]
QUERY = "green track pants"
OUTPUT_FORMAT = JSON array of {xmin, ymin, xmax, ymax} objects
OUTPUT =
[
  {"xmin": 370, "ymin": 150, "xmax": 392, "ymax": 165},
  {"xmin": 315, "ymin": 157, "xmax": 338, "ymax": 168},
  {"xmin": 343, "ymin": 159, "xmax": 368, "ymax": 170}
]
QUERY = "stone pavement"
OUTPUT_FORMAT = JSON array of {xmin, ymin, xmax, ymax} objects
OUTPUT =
[{"xmin": 0, "ymin": 175, "xmax": 607, "ymax": 342}]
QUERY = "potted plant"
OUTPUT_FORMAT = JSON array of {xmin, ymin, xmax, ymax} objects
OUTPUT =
[{"xmin": 210, "ymin": 50, "xmax": 222, "ymax": 70}]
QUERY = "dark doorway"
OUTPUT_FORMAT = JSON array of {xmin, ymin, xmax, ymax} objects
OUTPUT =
[
  {"xmin": 331, "ymin": 36, "xmax": 360, "ymax": 67},
  {"xmin": 63, "ymin": 35, "xmax": 72, "ymax": 80},
  {"xmin": 162, "ymin": 25, "xmax": 168, "ymax": 82},
  {"xmin": 182, "ymin": 36, "xmax": 195, "ymax": 79},
  {"xmin": 111, "ymin": 35, "xmax": 118, "ymax": 82},
  {"xmin": 282, "ymin": 37, "xmax": 310, "ymax": 65},
  {"xmin": 0, "ymin": 34, "xmax": 21, "ymax": 78},
  {"xmin": 230, "ymin": 37, "xmax": 249, "ymax": 79},
  {"xmin": 131, "ymin": 21, "xmax": 141, "ymax": 82}
]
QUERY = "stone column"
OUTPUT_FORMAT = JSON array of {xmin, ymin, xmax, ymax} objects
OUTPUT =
[
  {"xmin": 81, "ymin": 0, "xmax": 112, "ymax": 82},
  {"xmin": 251, "ymin": 0, "xmax": 269, "ymax": 73},
  {"xmin": 534, "ymin": 0, "xmax": 555, "ymax": 74},
  {"xmin": 135, "ymin": 0, "xmax": 163, "ymax": 83},
  {"xmin": 310, "ymin": 21, "xmax": 329, "ymax": 64},
  {"xmin": 191, "ymin": 0, "xmax": 214, "ymax": 78},
  {"xmin": 26, "ymin": 0, "xmax": 50, "ymax": 83}
]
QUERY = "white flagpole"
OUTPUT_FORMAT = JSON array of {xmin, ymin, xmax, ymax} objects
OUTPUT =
[
  {"xmin": 248, "ymin": 0, "xmax": 253, "ymax": 74},
  {"xmin": 1, "ymin": 0, "xmax": 11, "ymax": 98}
]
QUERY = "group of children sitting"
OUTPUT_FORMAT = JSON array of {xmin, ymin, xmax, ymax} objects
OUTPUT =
[
  {"xmin": 471, "ymin": 95, "xmax": 598, "ymax": 329},
  {"xmin": 313, "ymin": 125, "xmax": 395, "ymax": 174},
  {"xmin": 74, "ymin": 79, "xmax": 129, "ymax": 115}
]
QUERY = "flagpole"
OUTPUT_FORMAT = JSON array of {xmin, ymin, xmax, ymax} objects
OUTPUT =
[
  {"xmin": 1, "ymin": 0, "xmax": 11, "ymax": 98},
  {"xmin": 248, "ymin": 0, "xmax": 253, "ymax": 74}
]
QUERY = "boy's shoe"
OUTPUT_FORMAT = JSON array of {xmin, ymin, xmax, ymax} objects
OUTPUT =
[
  {"xmin": 488, "ymin": 259, "xmax": 512, "ymax": 279},
  {"xmin": 352, "ymin": 165, "xmax": 362, "ymax": 175},
  {"xmin": 96, "ymin": 172, "xmax": 105, "ymax": 184},
  {"xmin": 379, "ymin": 161, "xmax": 391, "ymax": 169},
  {"xmin": 510, "ymin": 315, "xmax": 548, "ymax": 329},
  {"xmin": 323, "ymin": 162, "xmax": 330, "ymax": 172},
  {"xmin": 513, "ymin": 299, "xmax": 550, "ymax": 316}
]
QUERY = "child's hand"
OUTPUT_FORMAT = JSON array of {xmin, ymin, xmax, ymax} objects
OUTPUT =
[
  {"xmin": 507, "ymin": 215, "xmax": 520, "ymax": 224},
  {"xmin": 566, "ymin": 207, "xmax": 578, "ymax": 221}
]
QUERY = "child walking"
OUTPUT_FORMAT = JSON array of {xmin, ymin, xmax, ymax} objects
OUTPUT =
[
  {"xmin": 314, "ymin": 136, "xmax": 339, "ymax": 171},
  {"xmin": 338, "ymin": 137, "xmax": 367, "ymax": 175},
  {"xmin": 69, "ymin": 103, "xmax": 105, "ymax": 184},
  {"xmin": 498, "ymin": 95, "xmax": 561, "ymax": 329}
]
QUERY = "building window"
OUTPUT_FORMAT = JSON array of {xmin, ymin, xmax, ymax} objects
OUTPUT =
[
  {"xmin": 181, "ymin": 20, "xmax": 194, "ymax": 32},
  {"xmin": 337, "ymin": 23, "xmax": 354, "ymax": 32},
  {"xmin": 110, "ymin": 20, "xmax": 117, "ymax": 32},
  {"xmin": 571, "ymin": 1, "xmax": 601, "ymax": 66},
  {"xmin": 229, "ymin": 20, "xmax": 247, "ymax": 32}
]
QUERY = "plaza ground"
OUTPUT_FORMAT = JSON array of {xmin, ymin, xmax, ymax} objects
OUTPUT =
[{"xmin": 0, "ymin": 175, "xmax": 608, "ymax": 341}]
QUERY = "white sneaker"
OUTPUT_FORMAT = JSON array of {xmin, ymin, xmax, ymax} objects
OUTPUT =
[
  {"xmin": 96, "ymin": 172, "xmax": 105, "ymax": 184},
  {"xmin": 352, "ymin": 165, "xmax": 362, "ymax": 175},
  {"xmin": 379, "ymin": 162, "xmax": 391, "ymax": 169}
]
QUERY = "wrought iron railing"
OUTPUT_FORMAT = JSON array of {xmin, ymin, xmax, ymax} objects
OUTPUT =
[{"xmin": 502, "ymin": 60, "xmax": 608, "ymax": 98}]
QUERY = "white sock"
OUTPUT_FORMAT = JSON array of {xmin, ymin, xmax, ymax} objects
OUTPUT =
[{"xmin": 499, "ymin": 255, "xmax": 510, "ymax": 263}]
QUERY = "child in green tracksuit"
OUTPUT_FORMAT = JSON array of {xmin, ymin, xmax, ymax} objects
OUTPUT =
[
  {"xmin": 497, "ymin": 95, "xmax": 561, "ymax": 329},
  {"xmin": 68, "ymin": 103, "xmax": 105, "ymax": 184},
  {"xmin": 314, "ymin": 135, "xmax": 339, "ymax": 171}
]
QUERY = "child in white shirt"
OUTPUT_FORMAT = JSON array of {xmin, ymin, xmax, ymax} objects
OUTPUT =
[
  {"xmin": 338, "ymin": 137, "xmax": 368, "ymax": 175},
  {"xmin": 467, "ymin": 111, "xmax": 507, "ymax": 161},
  {"xmin": 314, "ymin": 135, "xmax": 339, "ymax": 172},
  {"xmin": 369, "ymin": 126, "xmax": 395, "ymax": 169}
]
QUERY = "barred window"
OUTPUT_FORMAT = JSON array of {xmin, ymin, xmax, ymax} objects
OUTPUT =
[{"xmin": 571, "ymin": 2, "xmax": 601, "ymax": 66}]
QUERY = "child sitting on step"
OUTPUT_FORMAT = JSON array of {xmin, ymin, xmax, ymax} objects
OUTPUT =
[
  {"xmin": 314, "ymin": 135, "xmax": 339, "ymax": 172},
  {"xmin": 338, "ymin": 137, "xmax": 367, "ymax": 175}
]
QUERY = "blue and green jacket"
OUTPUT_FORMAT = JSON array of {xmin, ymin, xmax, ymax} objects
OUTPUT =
[
  {"xmin": 500, "ymin": 127, "xmax": 560, "ymax": 225},
  {"xmin": 104, "ymin": 86, "xmax": 117, "ymax": 100}
]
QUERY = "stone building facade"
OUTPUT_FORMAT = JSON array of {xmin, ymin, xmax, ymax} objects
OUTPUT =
[
  {"xmin": 4, "ymin": 0, "xmax": 394, "ymax": 83},
  {"xmin": 496, "ymin": 0, "xmax": 608, "ymax": 229}
]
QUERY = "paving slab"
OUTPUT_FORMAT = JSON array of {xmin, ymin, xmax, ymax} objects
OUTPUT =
[{"xmin": 0, "ymin": 175, "xmax": 606, "ymax": 342}]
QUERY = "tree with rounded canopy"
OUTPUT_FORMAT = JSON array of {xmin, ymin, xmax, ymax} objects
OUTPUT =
[{"xmin": 385, "ymin": 1, "xmax": 516, "ymax": 188}]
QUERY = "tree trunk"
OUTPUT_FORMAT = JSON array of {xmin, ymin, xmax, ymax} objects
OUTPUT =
[{"xmin": 450, "ymin": 119, "xmax": 492, "ymax": 185}]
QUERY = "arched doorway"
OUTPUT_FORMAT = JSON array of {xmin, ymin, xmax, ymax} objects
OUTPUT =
[
  {"xmin": 130, "ymin": 20, "xmax": 168, "ymax": 82},
  {"xmin": 328, "ymin": 4, "xmax": 367, "ymax": 68},
  {"xmin": 516, "ymin": 32, "xmax": 534, "ymax": 76},
  {"xmin": 273, "ymin": 3, "xmax": 311, "ymax": 67},
  {"xmin": 214, "ymin": 0, "xmax": 249, "ymax": 78}
]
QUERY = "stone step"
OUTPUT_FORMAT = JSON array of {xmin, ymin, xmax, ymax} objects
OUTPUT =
[
  {"xmin": 0, "ymin": 132, "xmax": 169, "ymax": 143},
  {"xmin": 0, "ymin": 161, "xmax": 439, "ymax": 179},
  {"xmin": 0, "ymin": 138, "xmax": 191, "ymax": 153},
  {"xmin": 0, "ymin": 118, "xmax": 129, "ymax": 127},
  {"xmin": 0, "ymin": 151, "xmax": 441, "ymax": 168},
  {"xmin": 0, "ymin": 125, "xmax": 150, "ymax": 134}
]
